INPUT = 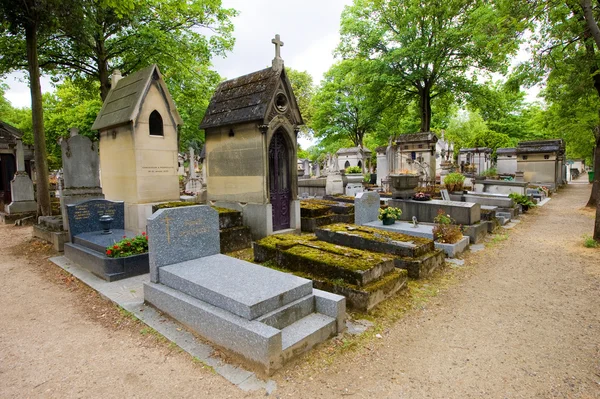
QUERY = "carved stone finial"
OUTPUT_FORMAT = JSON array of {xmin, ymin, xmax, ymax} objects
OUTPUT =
[{"xmin": 271, "ymin": 34, "xmax": 284, "ymax": 71}]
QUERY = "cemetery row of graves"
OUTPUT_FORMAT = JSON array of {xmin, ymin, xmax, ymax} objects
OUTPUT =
[{"xmin": 0, "ymin": 47, "xmax": 579, "ymax": 376}]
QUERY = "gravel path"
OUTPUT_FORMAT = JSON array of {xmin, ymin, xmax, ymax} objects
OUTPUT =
[{"xmin": 1, "ymin": 182, "xmax": 599, "ymax": 398}]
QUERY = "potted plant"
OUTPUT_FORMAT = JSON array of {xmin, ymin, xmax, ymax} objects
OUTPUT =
[
  {"xmin": 379, "ymin": 206, "xmax": 402, "ymax": 225},
  {"xmin": 509, "ymin": 193, "xmax": 536, "ymax": 212},
  {"xmin": 432, "ymin": 210, "xmax": 463, "ymax": 243},
  {"xmin": 344, "ymin": 165, "xmax": 364, "ymax": 184},
  {"xmin": 443, "ymin": 172, "xmax": 466, "ymax": 193}
]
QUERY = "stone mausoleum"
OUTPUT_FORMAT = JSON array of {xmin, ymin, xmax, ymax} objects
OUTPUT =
[
  {"xmin": 394, "ymin": 132, "xmax": 438, "ymax": 182},
  {"xmin": 516, "ymin": 139, "xmax": 566, "ymax": 190},
  {"xmin": 336, "ymin": 146, "xmax": 372, "ymax": 173},
  {"xmin": 92, "ymin": 65, "xmax": 183, "ymax": 233},
  {"xmin": 200, "ymin": 35, "xmax": 304, "ymax": 238}
]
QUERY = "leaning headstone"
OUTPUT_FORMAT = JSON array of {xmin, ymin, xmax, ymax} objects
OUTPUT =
[
  {"xmin": 6, "ymin": 138, "xmax": 36, "ymax": 215},
  {"xmin": 60, "ymin": 128, "xmax": 104, "ymax": 233},
  {"xmin": 147, "ymin": 205, "xmax": 220, "ymax": 282},
  {"xmin": 354, "ymin": 191, "xmax": 380, "ymax": 225}
]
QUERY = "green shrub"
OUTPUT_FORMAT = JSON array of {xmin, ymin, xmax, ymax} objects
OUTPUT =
[
  {"xmin": 106, "ymin": 234, "xmax": 148, "ymax": 258},
  {"xmin": 432, "ymin": 210, "xmax": 463, "ymax": 244},
  {"xmin": 481, "ymin": 168, "xmax": 498, "ymax": 178},
  {"xmin": 509, "ymin": 193, "xmax": 536, "ymax": 208},
  {"xmin": 443, "ymin": 172, "xmax": 466, "ymax": 192},
  {"xmin": 584, "ymin": 235, "xmax": 599, "ymax": 248},
  {"xmin": 363, "ymin": 173, "xmax": 371, "ymax": 183},
  {"xmin": 345, "ymin": 166, "xmax": 362, "ymax": 174}
]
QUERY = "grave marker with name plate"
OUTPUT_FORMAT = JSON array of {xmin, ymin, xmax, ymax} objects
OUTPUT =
[
  {"xmin": 147, "ymin": 205, "xmax": 220, "ymax": 282},
  {"xmin": 354, "ymin": 191, "xmax": 380, "ymax": 225},
  {"xmin": 66, "ymin": 199, "xmax": 124, "ymax": 238}
]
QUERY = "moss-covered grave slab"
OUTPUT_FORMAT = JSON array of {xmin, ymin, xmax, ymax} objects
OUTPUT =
[
  {"xmin": 253, "ymin": 234, "xmax": 407, "ymax": 311},
  {"xmin": 315, "ymin": 223, "xmax": 433, "ymax": 258},
  {"xmin": 315, "ymin": 224, "xmax": 445, "ymax": 279},
  {"xmin": 300, "ymin": 199, "xmax": 355, "ymax": 232}
]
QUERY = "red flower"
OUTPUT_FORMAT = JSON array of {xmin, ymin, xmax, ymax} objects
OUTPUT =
[
  {"xmin": 142, "ymin": 232, "xmax": 146, "ymax": 236},
  {"xmin": 123, "ymin": 235, "xmax": 127, "ymax": 238},
  {"xmin": 113, "ymin": 245, "xmax": 119, "ymax": 250},
  {"xmin": 106, "ymin": 249, "xmax": 112, "ymax": 256},
  {"xmin": 126, "ymin": 242, "xmax": 131, "ymax": 246},
  {"xmin": 145, "ymin": 236, "xmax": 148, "ymax": 240}
]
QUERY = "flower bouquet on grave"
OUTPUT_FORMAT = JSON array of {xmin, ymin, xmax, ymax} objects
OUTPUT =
[
  {"xmin": 412, "ymin": 192, "xmax": 431, "ymax": 201},
  {"xmin": 105, "ymin": 232, "xmax": 149, "ymax": 258},
  {"xmin": 379, "ymin": 207, "xmax": 402, "ymax": 225}
]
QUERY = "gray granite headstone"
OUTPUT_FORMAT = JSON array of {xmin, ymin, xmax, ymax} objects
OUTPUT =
[
  {"xmin": 354, "ymin": 191, "xmax": 380, "ymax": 225},
  {"xmin": 61, "ymin": 129, "xmax": 101, "ymax": 189},
  {"xmin": 147, "ymin": 205, "xmax": 220, "ymax": 283},
  {"xmin": 66, "ymin": 199, "xmax": 124, "ymax": 238}
]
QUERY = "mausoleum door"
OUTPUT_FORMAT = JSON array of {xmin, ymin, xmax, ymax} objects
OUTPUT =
[
  {"xmin": 269, "ymin": 131, "xmax": 291, "ymax": 231},
  {"xmin": 0, "ymin": 154, "xmax": 16, "ymax": 206}
]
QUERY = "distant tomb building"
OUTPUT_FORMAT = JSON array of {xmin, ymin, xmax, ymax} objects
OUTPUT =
[
  {"xmin": 458, "ymin": 147, "xmax": 492, "ymax": 175},
  {"xmin": 496, "ymin": 147, "xmax": 517, "ymax": 175},
  {"xmin": 92, "ymin": 65, "xmax": 183, "ymax": 233},
  {"xmin": 394, "ymin": 132, "xmax": 438, "ymax": 182},
  {"xmin": 336, "ymin": 146, "xmax": 372, "ymax": 173},
  {"xmin": 200, "ymin": 35, "xmax": 304, "ymax": 238},
  {"xmin": 516, "ymin": 139, "xmax": 566, "ymax": 190}
]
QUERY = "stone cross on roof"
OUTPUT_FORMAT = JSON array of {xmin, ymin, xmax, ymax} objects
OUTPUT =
[{"xmin": 271, "ymin": 34, "xmax": 284, "ymax": 71}]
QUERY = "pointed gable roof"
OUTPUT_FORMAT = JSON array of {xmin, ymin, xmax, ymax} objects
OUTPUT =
[
  {"xmin": 199, "ymin": 66, "xmax": 303, "ymax": 130},
  {"xmin": 0, "ymin": 120, "xmax": 23, "ymax": 143},
  {"xmin": 92, "ymin": 64, "xmax": 182, "ymax": 131}
]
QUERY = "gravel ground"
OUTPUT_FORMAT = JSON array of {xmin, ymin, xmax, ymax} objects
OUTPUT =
[{"xmin": 1, "ymin": 182, "xmax": 599, "ymax": 398}]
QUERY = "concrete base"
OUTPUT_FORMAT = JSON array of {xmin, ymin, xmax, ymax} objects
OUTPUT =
[
  {"xmin": 144, "ymin": 255, "xmax": 345, "ymax": 375},
  {"xmin": 6, "ymin": 200, "xmax": 37, "ymax": 214},
  {"xmin": 0, "ymin": 211, "xmax": 37, "ymax": 225},
  {"xmin": 462, "ymin": 222, "xmax": 489, "ymax": 244},
  {"xmin": 33, "ymin": 224, "xmax": 68, "ymax": 252},
  {"xmin": 389, "ymin": 199, "xmax": 481, "ymax": 225}
]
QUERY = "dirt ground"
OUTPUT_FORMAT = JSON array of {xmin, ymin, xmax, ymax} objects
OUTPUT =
[{"xmin": 2, "ymin": 182, "xmax": 600, "ymax": 398}]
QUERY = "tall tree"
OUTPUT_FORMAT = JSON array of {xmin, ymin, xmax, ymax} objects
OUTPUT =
[
  {"xmin": 285, "ymin": 67, "xmax": 315, "ymax": 136},
  {"xmin": 44, "ymin": 0, "xmax": 237, "ymax": 101},
  {"xmin": 0, "ymin": 0, "xmax": 70, "ymax": 216},
  {"xmin": 339, "ymin": 0, "xmax": 526, "ymax": 132},
  {"xmin": 310, "ymin": 59, "xmax": 384, "ymax": 150}
]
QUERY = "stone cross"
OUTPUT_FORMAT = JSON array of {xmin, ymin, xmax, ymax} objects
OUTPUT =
[{"xmin": 272, "ymin": 34, "xmax": 284, "ymax": 58}]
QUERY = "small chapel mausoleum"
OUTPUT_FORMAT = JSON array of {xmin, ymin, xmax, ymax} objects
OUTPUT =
[{"xmin": 200, "ymin": 35, "xmax": 304, "ymax": 239}]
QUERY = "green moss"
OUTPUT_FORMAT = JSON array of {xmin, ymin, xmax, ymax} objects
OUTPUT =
[
  {"xmin": 153, "ymin": 201, "xmax": 197, "ymax": 212},
  {"xmin": 255, "ymin": 233, "xmax": 315, "ymax": 251},
  {"xmin": 322, "ymin": 223, "xmax": 432, "ymax": 246},
  {"xmin": 211, "ymin": 206, "xmax": 238, "ymax": 214},
  {"xmin": 285, "ymin": 244, "xmax": 384, "ymax": 273},
  {"xmin": 363, "ymin": 269, "xmax": 407, "ymax": 293}
]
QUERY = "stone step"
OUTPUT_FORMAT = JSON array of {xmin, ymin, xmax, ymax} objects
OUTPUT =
[
  {"xmin": 158, "ymin": 254, "xmax": 314, "ymax": 320},
  {"xmin": 257, "ymin": 294, "xmax": 315, "ymax": 330},
  {"xmin": 281, "ymin": 313, "xmax": 337, "ymax": 356}
]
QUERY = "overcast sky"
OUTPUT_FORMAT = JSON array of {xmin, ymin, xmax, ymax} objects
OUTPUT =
[{"xmin": 2, "ymin": 0, "xmax": 353, "ymax": 109}]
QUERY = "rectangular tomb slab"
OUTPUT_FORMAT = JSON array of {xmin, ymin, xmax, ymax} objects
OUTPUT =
[
  {"xmin": 158, "ymin": 254, "xmax": 313, "ymax": 320},
  {"xmin": 389, "ymin": 199, "xmax": 481, "ymax": 225},
  {"xmin": 315, "ymin": 223, "xmax": 433, "ymax": 258}
]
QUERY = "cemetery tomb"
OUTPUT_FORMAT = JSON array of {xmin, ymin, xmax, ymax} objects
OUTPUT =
[
  {"xmin": 254, "ymin": 234, "xmax": 407, "ymax": 311},
  {"xmin": 200, "ymin": 35, "xmax": 304, "ymax": 239},
  {"xmin": 393, "ymin": 132, "xmax": 438, "ymax": 182},
  {"xmin": 144, "ymin": 205, "xmax": 345, "ymax": 374},
  {"xmin": 516, "ymin": 139, "xmax": 566, "ymax": 190},
  {"xmin": 458, "ymin": 147, "xmax": 492, "ymax": 175},
  {"xmin": 315, "ymin": 224, "xmax": 445, "ymax": 279},
  {"xmin": 92, "ymin": 65, "xmax": 182, "ymax": 234},
  {"xmin": 63, "ymin": 199, "xmax": 149, "ymax": 281},
  {"xmin": 336, "ymin": 146, "xmax": 372, "ymax": 173},
  {"xmin": 300, "ymin": 199, "xmax": 354, "ymax": 232},
  {"xmin": 496, "ymin": 147, "xmax": 517, "ymax": 175},
  {"xmin": 355, "ymin": 191, "xmax": 470, "ymax": 258}
]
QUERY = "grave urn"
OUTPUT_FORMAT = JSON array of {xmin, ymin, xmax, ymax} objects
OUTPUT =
[{"xmin": 390, "ymin": 174, "xmax": 420, "ymax": 199}]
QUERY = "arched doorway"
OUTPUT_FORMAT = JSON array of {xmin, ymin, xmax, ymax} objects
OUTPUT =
[{"xmin": 269, "ymin": 130, "xmax": 291, "ymax": 231}]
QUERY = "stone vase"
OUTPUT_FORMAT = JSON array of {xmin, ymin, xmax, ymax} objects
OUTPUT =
[{"xmin": 390, "ymin": 174, "xmax": 420, "ymax": 199}]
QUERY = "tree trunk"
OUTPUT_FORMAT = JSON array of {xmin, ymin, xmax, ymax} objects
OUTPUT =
[
  {"xmin": 586, "ymin": 141, "xmax": 599, "ymax": 208},
  {"xmin": 25, "ymin": 25, "xmax": 51, "ymax": 217},
  {"xmin": 419, "ymin": 87, "xmax": 432, "ymax": 132},
  {"xmin": 98, "ymin": 59, "xmax": 110, "ymax": 101}
]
